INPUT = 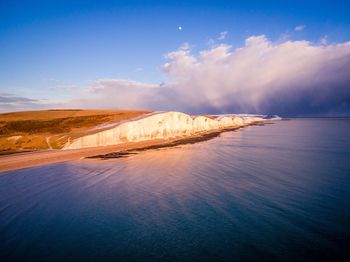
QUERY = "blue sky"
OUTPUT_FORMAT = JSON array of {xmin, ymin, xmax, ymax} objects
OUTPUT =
[{"xmin": 1, "ymin": 0, "xmax": 350, "ymax": 115}]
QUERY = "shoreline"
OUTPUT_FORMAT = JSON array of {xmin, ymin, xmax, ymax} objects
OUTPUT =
[{"xmin": 0, "ymin": 123, "xmax": 265, "ymax": 173}]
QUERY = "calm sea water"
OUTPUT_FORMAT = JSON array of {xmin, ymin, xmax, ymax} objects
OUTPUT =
[{"xmin": 1, "ymin": 119, "xmax": 350, "ymax": 261}]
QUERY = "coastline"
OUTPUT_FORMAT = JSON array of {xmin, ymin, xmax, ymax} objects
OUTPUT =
[
  {"xmin": 0, "ymin": 123, "xmax": 264, "ymax": 173},
  {"xmin": 61, "ymin": 111, "xmax": 265, "ymax": 150}
]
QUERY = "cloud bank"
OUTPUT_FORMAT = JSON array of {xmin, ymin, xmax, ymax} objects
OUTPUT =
[
  {"xmin": 61, "ymin": 79, "xmax": 175, "ymax": 111},
  {"xmin": 3, "ymin": 35, "xmax": 350, "ymax": 116},
  {"xmin": 0, "ymin": 93, "xmax": 45, "ymax": 112},
  {"xmin": 294, "ymin": 25, "xmax": 305, "ymax": 31},
  {"xmin": 218, "ymin": 31, "xmax": 228, "ymax": 40},
  {"xmin": 161, "ymin": 35, "xmax": 350, "ymax": 116}
]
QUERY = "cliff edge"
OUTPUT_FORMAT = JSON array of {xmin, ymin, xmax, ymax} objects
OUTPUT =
[{"xmin": 63, "ymin": 111, "xmax": 265, "ymax": 150}]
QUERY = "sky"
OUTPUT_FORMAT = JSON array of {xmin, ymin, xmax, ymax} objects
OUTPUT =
[{"xmin": 1, "ymin": 0, "xmax": 350, "ymax": 116}]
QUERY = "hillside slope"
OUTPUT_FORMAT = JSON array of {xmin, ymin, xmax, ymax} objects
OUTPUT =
[{"xmin": 0, "ymin": 109, "xmax": 150, "ymax": 153}]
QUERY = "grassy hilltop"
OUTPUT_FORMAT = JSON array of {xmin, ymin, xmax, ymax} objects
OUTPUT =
[{"xmin": 0, "ymin": 109, "xmax": 149, "ymax": 154}]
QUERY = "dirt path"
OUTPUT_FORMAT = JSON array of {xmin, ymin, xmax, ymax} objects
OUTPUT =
[{"xmin": 45, "ymin": 136, "xmax": 53, "ymax": 149}]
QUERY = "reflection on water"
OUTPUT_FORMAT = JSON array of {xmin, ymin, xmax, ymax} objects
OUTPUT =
[{"xmin": 1, "ymin": 119, "xmax": 350, "ymax": 261}]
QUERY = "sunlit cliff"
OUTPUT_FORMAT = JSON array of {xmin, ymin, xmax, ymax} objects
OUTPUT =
[{"xmin": 63, "ymin": 111, "xmax": 264, "ymax": 149}]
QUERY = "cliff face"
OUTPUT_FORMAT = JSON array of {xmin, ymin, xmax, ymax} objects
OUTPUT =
[{"xmin": 63, "ymin": 111, "xmax": 264, "ymax": 149}]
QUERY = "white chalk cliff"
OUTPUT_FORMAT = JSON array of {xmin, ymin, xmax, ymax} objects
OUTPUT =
[{"xmin": 63, "ymin": 111, "xmax": 264, "ymax": 150}]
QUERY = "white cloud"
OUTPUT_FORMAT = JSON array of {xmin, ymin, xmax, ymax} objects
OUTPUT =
[
  {"xmin": 6, "ymin": 35, "xmax": 349, "ymax": 116},
  {"xmin": 61, "ymin": 36, "xmax": 350, "ymax": 116},
  {"xmin": 162, "ymin": 35, "xmax": 350, "ymax": 115},
  {"xmin": 277, "ymin": 32, "xmax": 290, "ymax": 42},
  {"xmin": 61, "ymin": 79, "xmax": 172, "ymax": 111},
  {"xmin": 294, "ymin": 25, "xmax": 305, "ymax": 31},
  {"xmin": 179, "ymin": 42, "xmax": 191, "ymax": 51},
  {"xmin": 87, "ymin": 79, "xmax": 157, "ymax": 93},
  {"xmin": 207, "ymin": 39, "xmax": 216, "ymax": 47},
  {"xmin": 320, "ymin": 35, "xmax": 328, "ymax": 45},
  {"xmin": 218, "ymin": 31, "xmax": 228, "ymax": 40}
]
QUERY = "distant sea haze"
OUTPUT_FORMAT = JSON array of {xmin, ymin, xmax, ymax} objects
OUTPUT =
[{"xmin": 0, "ymin": 119, "xmax": 349, "ymax": 261}]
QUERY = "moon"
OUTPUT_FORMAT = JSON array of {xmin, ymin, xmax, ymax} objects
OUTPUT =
[{"xmin": 178, "ymin": 26, "xmax": 182, "ymax": 31}]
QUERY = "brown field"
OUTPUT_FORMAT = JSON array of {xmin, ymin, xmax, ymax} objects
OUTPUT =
[{"xmin": 0, "ymin": 109, "xmax": 150, "ymax": 153}]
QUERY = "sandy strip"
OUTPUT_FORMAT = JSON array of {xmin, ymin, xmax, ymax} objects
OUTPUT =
[{"xmin": 0, "ymin": 139, "xmax": 171, "ymax": 173}]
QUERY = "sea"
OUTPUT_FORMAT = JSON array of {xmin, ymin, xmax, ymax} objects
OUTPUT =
[{"xmin": 0, "ymin": 119, "xmax": 349, "ymax": 261}]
